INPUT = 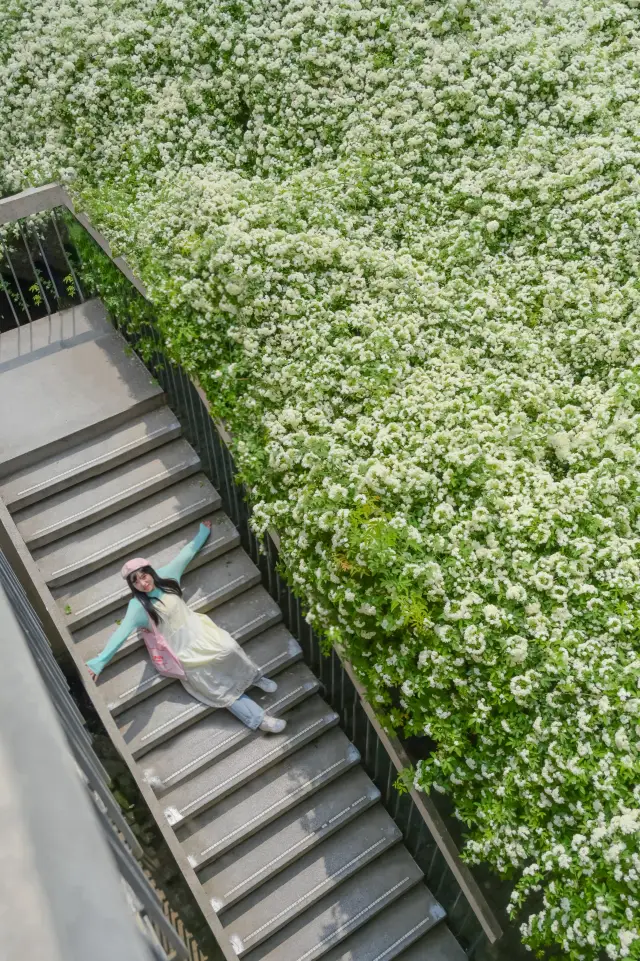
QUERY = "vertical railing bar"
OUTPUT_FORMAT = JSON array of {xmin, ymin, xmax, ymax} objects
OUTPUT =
[
  {"xmin": 1, "ymin": 236, "xmax": 32, "ymax": 322},
  {"xmin": 428, "ymin": 835, "xmax": 441, "ymax": 879},
  {"xmin": 18, "ymin": 219, "xmax": 52, "ymax": 316},
  {"xmin": 375, "ymin": 730, "xmax": 383, "ymax": 784},
  {"xmin": 352, "ymin": 687, "xmax": 359, "ymax": 755},
  {"xmin": 393, "ymin": 781, "xmax": 401, "ymax": 820},
  {"xmin": 385, "ymin": 756, "xmax": 394, "ymax": 807},
  {"xmin": 167, "ymin": 355, "xmax": 181, "ymax": 417},
  {"xmin": 414, "ymin": 821, "xmax": 427, "ymax": 859},
  {"xmin": 467, "ymin": 928, "xmax": 486, "ymax": 959},
  {"xmin": 32, "ymin": 218, "xmax": 63, "ymax": 304},
  {"xmin": 185, "ymin": 378, "xmax": 201, "ymax": 459},
  {"xmin": 51, "ymin": 208, "xmax": 85, "ymax": 303},
  {"xmin": 364, "ymin": 718, "xmax": 372, "ymax": 777},
  {"xmin": 449, "ymin": 889, "xmax": 464, "ymax": 920},
  {"xmin": 0, "ymin": 271, "xmax": 21, "ymax": 327},
  {"xmin": 405, "ymin": 797, "xmax": 414, "ymax": 843},
  {"xmin": 330, "ymin": 649, "xmax": 337, "ymax": 713}
]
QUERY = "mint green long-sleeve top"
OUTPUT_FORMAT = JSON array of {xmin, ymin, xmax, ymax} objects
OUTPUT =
[{"xmin": 86, "ymin": 523, "xmax": 211, "ymax": 676}]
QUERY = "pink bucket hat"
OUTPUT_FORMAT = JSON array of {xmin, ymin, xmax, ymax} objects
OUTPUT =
[{"xmin": 121, "ymin": 557, "xmax": 151, "ymax": 580}]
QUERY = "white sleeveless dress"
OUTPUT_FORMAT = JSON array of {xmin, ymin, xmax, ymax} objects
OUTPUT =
[{"xmin": 155, "ymin": 592, "xmax": 262, "ymax": 708}]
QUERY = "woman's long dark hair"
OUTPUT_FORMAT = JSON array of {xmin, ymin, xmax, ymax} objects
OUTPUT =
[{"xmin": 126, "ymin": 565, "xmax": 182, "ymax": 626}]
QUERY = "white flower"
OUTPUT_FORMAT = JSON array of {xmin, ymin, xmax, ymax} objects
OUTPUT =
[
  {"xmin": 615, "ymin": 728, "xmax": 631, "ymax": 752},
  {"xmin": 483, "ymin": 604, "xmax": 502, "ymax": 625},
  {"xmin": 619, "ymin": 930, "xmax": 637, "ymax": 952},
  {"xmin": 505, "ymin": 635, "xmax": 528, "ymax": 664},
  {"xmin": 464, "ymin": 625, "xmax": 487, "ymax": 660},
  {"xmin": 433, "ymin": 502, "xmax": 455, "ymax": 524},
  {"xmin": 358, "ymin": 603, "xmax": 376, "ymax": 616},
  {"xmin": 510, "ymin": 673, "xmax": 535, "ymax": 701}
]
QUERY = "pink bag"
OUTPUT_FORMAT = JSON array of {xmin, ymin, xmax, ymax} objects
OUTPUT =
[{"xmin": 141, "ymin": 620, "xmax": 186, "ymax": 679}]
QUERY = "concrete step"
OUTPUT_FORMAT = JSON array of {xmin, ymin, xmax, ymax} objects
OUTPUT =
[
  {"xmin": 139, "ymin": 645, "xmax": 311, "ymax": 790},
  {"xmin": 239, "ymin": 845, "xmax": 425, "ymax": 961},
  {"xmin": 0, "ymin": 301, "xmax": 164, "ymax": 478},
  {"xmin": 14, "ymin": 438, "xmax": 200, "ymax": 549},
  {"xmin": 397, "ymin": 924, "xmax": 467, "ymax": 961},
  {"xmin": 72, "ymin": 583, "xmax": 282, "ymax": 668},
  {"xmin": 224, "ymin": 806, "xmax": 402, "ymax": 955},
  {"xmin": 65, "ymin": 542, "xmax": 261, "ymax": 631},
  {"xmin": 97, "ymin": 603, "xmax": 291, "ymax": 717},
  {"xmin": 118, "ymin": 627, "xmax": 303, "ymax": 757},
  {"xmin": 0, "ymin": 406, "xmax": 181, "ymax": 511},
  {"xmin": 37, "ymin": 478, "xmax": 224, "ymax": 588},
  {"xmin": 318, "ymin": 884, "xmax": 450, "ymax": 961},
  {"xmin": 167, "ymin": 697, "xmax": 337, "ymax": 831},
  {"xmin": 51, "ymin": 498, "xmax": 231, "ymax": 616},
  {"xmin": 199, "ymin": 769, "xmax": 380, "ymax": 913},
  {"xmin": 177, "ymin": 728, "xmax": 359, "ymax": 869}
]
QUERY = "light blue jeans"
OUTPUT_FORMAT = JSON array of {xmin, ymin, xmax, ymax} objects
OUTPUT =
[{"xmin": 227, "ymin": 693, "xmax": 264, "ymax": 730}]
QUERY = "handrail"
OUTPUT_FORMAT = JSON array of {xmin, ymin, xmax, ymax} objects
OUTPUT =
[{"xmin": 0, "ymin": 183, "xmax": 503, "ymax": 950}]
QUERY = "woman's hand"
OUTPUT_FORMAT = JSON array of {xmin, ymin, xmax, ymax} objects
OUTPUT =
[
  {"xmin": 203, "ymin": 519, "xmax": 212, "ymax": 530},
  {"xmin": 87, "ymin": 667, "xmax": 98, "ymax": 681}
]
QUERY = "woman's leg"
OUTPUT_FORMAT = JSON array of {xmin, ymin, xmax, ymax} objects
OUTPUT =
[
  {"xmin": 227, "ymin": 694, "xmax": 264, "ymax": 730},
  {"xmin": 227, "ymin": 693, "xmax": 288, "ymax": 734}
]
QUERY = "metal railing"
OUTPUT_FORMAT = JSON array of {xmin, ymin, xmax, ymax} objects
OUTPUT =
[
  {"xmin": 0, "ymin": 550, "xmax": 190, "ymax": 961},
  {"xmin": 0, "ymin": 186, "xmax": 504, "ymax": 959}
]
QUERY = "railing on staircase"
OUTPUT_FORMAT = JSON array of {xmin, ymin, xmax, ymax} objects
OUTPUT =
[
  {"xmin": 0, "ymin": 186, "xmax": 504, "ymax": 959},
  {"xmin": 0, "ymin": 549, "xmax": 192, "ymax": 961}
]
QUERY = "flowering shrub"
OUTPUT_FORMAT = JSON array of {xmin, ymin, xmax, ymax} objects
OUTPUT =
[{"xmin": 2, "ymin": 0, "xmax": 640, "ymax": 956}]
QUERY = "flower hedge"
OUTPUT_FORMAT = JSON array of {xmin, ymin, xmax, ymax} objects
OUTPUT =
[{"xmin": 2, "ymin": 0, "xmax": 640, "ymax": 956}]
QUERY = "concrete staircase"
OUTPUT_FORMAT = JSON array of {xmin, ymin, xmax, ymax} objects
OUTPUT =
[{"xmin": 0, "ymin": 302, "xmax": 467, "ymax": 961}]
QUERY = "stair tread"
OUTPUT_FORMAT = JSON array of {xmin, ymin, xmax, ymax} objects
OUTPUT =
[
  {"xmin": 14, "ymin": 437, "xmax": 200, "ymax": 548},
  {"xmin": 200, "ymin": 768, "xmax": 380, "ymax": 912},
  {"xmin": 240, "ymin": 845, "xmax": 425, "ymax": 961},
  {"xmin": 318, "ymin": 884, "xmax": 450, "ymax": 961},
  {"xmin": 224, "ymin": 805, "xmax": 402, "ymax": 952},
  {"xmin": 0, "ymin": 406, "xmax": 180, "ymax": 510},
  {"xmin": 396, "ymin": 924, "xmax": 467, "ymax": 961},
  {"xmin": 177, "ymin": 727, "xmax": 359, "ymax": 868},
  {"xmin": 138, "ymin": 637, "xmax": 307, "ymax": 787},
  {"xmin": 117, "ymin": 628, "xmax": 303, "ymax": 756},
  {"xmin": 65, "ymin": 542, "xmax": 261, "ymax": 631},
  {"xmin": 167, "ymin": 696, "xmax": 337, "ymax": 829},
  {"xmin": 36, "ymin": 478, "xmax": 224, "ymax": 587},
  {"xmin": 72, "ymin": 583, "xmax": 282, "ymax": 667}
]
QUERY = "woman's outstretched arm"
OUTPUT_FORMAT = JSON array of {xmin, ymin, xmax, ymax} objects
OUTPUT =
[
  {"xmin": 86, "ymin": 599, "xmax": 148, "ymax": 677},
  {"xmin": 158, "ymin": 520, "xmax": 211, "ymax": 584}
]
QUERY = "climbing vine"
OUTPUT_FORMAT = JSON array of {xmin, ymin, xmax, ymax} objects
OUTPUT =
[{"xmin": 3, "ymin": 0, "xmax": 640, "ymax": 956}]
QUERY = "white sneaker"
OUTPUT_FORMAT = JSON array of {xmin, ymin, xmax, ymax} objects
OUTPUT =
[
  {"xmin": 255, "ymin": 676, "xmax": 278, "ymax": 693},
  {"xmin": 259, "ymin": 715, "xmax": 287, "ymax": 734}
]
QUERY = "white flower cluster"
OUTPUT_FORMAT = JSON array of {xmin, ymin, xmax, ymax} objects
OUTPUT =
[{"xmin": 3, "ymin": 0, "xmax": 640, "ymax": 957}]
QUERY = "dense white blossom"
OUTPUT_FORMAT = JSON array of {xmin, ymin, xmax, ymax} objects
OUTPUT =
[{"xmin": 2, "ymin": 0, "xmax": 640, "ymax": 957}]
